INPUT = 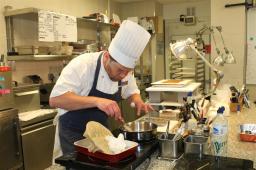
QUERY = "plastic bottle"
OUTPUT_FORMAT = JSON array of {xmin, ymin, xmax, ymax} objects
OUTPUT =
[{"xmin": 210, "ymin": 106, "xmax": 228, "ymax": 157}]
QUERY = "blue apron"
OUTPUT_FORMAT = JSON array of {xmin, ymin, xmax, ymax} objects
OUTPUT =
[{"xmin": 59, "ymin": 53, "xmax": 122, "ymax": 154}]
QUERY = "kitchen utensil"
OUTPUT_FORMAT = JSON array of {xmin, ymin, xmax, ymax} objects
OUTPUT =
[
  {"xmin": 122, "ymin": 121, "xmax": 133, "ymax": 132},
  {"xmin": 120, "ymin": 121, "xmax": 158, "ymax": 141},
  {"xmin": 184, "ymin": 135, "xmax": 209, "ymax": 158},
  {"xmin": 74, "ymin": 138, "xmax": 138, "ymax": 162},
  {"xmin": 165, "ymin": 121, "xmax": 170, "ymax": 139},
  {"xmin": 158, "ymin": 133, "xmax": 184, "ymax": 159},
  {"xmin": 172, "ymin": 123, "xmax": 185, "ymax": 141}
]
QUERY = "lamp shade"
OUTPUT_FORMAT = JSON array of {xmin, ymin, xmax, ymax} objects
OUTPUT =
[{"xmin": 170, "ymin": 38, "xmax": 196, "ymax": 59}]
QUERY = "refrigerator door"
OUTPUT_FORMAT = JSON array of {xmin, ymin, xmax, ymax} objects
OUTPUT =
[{"xmin": 0, "ymin": 108, "xmax": 23, "ymax": 169}]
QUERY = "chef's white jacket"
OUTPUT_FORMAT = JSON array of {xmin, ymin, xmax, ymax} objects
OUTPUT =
[{"xmin": 50, "ymin": 51, "xmax": 140, "ymax": 116}]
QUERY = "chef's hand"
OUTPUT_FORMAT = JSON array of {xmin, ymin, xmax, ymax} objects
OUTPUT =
[
  {"xmin": 96, "ymin": 98, "xmax": 123, "ymax": 122},
  {"xmin": 130, "ymin": 94, "xmax": 154, "ymax": 116}
]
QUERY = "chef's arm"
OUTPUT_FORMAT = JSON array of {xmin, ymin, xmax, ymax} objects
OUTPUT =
[
  {"xmin": 50, "ymin": 92, "xmax": 123, "ymax": 121},
  {"xmin": 128, "ymin": 93, "xmax": 154, "ymax": 116}
]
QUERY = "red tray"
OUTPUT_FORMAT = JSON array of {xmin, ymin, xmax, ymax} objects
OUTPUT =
[
  {"xmin": 74, "ymin": 138, "xmax": 138, "ymax": 163},
  {"xmin": 240, "ymin": 133, "xmax": 256, "ymax": 142}
]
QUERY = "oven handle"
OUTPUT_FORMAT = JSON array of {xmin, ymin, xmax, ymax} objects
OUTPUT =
[
  {"xmin": 15, "ymin": 90, "xmax": 39, "ymax": 96},
  {"xmin": 21, "ymin": 119, "xmax": 54, "ymax": 134},
  {"xmin": 22, "ymin": 124, "xmax": 54, "ymax": 136},
  {"xmin": 13, "ymin": 117, "xmax": 22, "ymax": 157}
]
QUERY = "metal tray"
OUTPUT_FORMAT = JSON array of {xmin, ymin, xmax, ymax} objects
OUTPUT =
[
  {"xmin": 74, "ymin": 138, "xmax": 138, "ymax": 162},
  {"xmin": 240, "ymin": 124, "xmax": 256, "ymax": 142}
]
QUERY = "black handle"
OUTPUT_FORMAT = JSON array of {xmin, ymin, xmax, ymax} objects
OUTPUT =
[{"xmin": 225, "ymin": 1, "xmax": 253, "ymax": 9}]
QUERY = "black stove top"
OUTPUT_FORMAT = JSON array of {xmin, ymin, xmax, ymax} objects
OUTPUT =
[{"xmin": 55, "ymin": 138, "xmax": 159, "ymax": 170}]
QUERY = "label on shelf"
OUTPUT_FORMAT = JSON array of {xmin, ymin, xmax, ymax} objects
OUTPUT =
[
  {"xmin": 0, "ymin": 89, "xmax": 11, "ymax": 95},
  {"xmin": 0, "ymin": 66, "xmax": 11, "ymax": 72}
]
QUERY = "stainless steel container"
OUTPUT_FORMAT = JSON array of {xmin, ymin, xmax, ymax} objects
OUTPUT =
[
  {"xmin": 158, "ymin": 133, "xmax": 184, "ymax": 159},
  {"xmin": 184, "ymin": 135, "xmax": 209, "ymax": 157}
]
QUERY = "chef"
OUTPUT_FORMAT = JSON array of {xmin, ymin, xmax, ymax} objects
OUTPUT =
[{"xmin": 49, "ymin": 20, "xmax": 153, "ymax": 154}]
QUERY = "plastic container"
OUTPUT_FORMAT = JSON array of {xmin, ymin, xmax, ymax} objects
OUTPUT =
[
  {"xmin": 240, "ymin": 124, "xmax": 256, "ymax": 142},
  {"xmin": 210, "ymin": 106, "xmax": 228, "ymax": 157}
]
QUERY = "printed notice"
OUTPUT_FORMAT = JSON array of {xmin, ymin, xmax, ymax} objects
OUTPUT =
[
  {"xmin": 38, "ymin": 10, "xmax": 54, "ymax": 41},
  {"xmin": 38, "ymin": 10, "xmax": 77, "ymax": 42},
  {"xmin": 53, "ymin": 14, "xmax": 77, "ymax": 42}
]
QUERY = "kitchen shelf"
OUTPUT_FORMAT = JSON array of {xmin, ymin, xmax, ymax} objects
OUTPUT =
[
  {"xmin": 7, "ymin": 54, "xmax": 76, "ymax": 61},
  {"xmin": 4, "ymin": 8, "xmax": 113, "ymax": 26},
  {"xmin": 147, "ymin": 101, "xmax": 183, "ymax": 107},
  {"xmin": 169, "ymin": 55, "xmax": 206, "ymax": 91},
  {"xmin": 4, "ymin": 7, "xmax": 116, "ymax": 62},
  {"xmin": 77, "ymin": 17, "xmax": 112, "ymax": 26},
  {"xmin": 4, "ymin": 7, "xmax": 38, "ymax": 16}
]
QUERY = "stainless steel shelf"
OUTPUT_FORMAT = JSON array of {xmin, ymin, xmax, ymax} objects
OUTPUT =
[
  {"xmin": 77, "ymin": 18, "xmax": 112, "ymax": 26},
  {"xmin": 4, "ymin": 8, "xmax": 112, "ymax": 27},
  {"xmin": 4, "ymin": 8, "xmax": 38, "ymax": 16},
  {"xmin": 7, "ymin": 55, "xmax": 76, "ymax": 61}
]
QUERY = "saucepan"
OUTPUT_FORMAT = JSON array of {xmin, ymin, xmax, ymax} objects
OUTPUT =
[{"xmin": 120, "ymin": 121, "xmax": 158, "ymax": 141}]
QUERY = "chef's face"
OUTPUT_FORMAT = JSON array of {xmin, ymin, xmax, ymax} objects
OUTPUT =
[{"xmin": 105, "ymin": 53, "xmax": 133, "ymax": 81}]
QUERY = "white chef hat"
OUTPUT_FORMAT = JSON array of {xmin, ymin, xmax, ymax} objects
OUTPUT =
[{"xmin": 108, "ymin": 20, "xmax": 151, "ymax": 68}]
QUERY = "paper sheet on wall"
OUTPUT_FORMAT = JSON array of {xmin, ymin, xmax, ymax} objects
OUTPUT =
[
  {"xmin": 246, "ymin": 8, "xmax": 256, "ymax": 84},
  {"xmin": 38, "ymin": 10, "xmax": 77, "ymax": 42},
  {"xmin": 38, "ymin": 10, "xmax": 54, "ymax": 41}
]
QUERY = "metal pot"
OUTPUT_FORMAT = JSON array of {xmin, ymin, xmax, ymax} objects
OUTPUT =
[{"xmin": 120, "ymin": 121, "xmax": 158, "ymax": 141}]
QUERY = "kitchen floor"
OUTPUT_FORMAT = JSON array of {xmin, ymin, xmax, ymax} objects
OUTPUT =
[{"xmin": 45, "ymin": 164, "xmax": 65, "ymax": 170}]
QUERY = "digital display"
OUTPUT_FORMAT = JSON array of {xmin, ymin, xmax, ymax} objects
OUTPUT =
[{"xmin": 184, "ymin": 16, "xmax": 196, "ymax": 25}]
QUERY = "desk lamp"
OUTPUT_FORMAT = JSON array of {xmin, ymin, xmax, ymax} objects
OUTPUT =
[
  {"xmin": 216, "ymin": 26, "xmax": 236, "ymax": 64},
  {"xmin": 170, "ymin": 38, "xmax": 224, "ymax": 98}
]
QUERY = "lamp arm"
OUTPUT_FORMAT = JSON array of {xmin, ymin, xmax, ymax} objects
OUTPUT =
[
  {"xmin": 190, "ymin": 45, "xmax": 224, "ymax": 99},
  {"xmin": 190, "ymin": 46, "xmax": 216, "ymax": 71}
]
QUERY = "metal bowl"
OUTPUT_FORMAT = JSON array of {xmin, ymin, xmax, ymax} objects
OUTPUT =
[{"xmin": 120, "ymin": 121, "xmax": 158, "ymax": 141}]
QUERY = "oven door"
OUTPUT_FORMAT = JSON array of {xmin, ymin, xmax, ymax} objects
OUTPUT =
[
  {"xmin": 21, "ymin": 119, "xmax": 55, "ymax": 170},
  {"xmin": 0, "ymin": 108, "xmax": 23, "ymax": 170}
]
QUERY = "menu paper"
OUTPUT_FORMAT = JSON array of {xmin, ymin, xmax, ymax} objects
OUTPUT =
[
  {"xmin": 38, "ymin": 10, "xmax": 54, "ymax": 41},
  {"xmin": 38, "ymin": 10, "xmax": 77, "ymax": 42}
]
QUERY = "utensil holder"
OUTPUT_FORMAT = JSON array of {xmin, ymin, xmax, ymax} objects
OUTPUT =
[
  {"xmin": 158, "ymin": 133, "xmax": 184, "ymax": 159},
  {"xmin": 184, "ymin": 135, "xmax": 209, "ymax": 158}
]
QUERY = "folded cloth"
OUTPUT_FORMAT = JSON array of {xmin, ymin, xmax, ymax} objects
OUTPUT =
[{"xmin": 105, "ymin": 134, "xmax": 126, "ymax": 154}]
